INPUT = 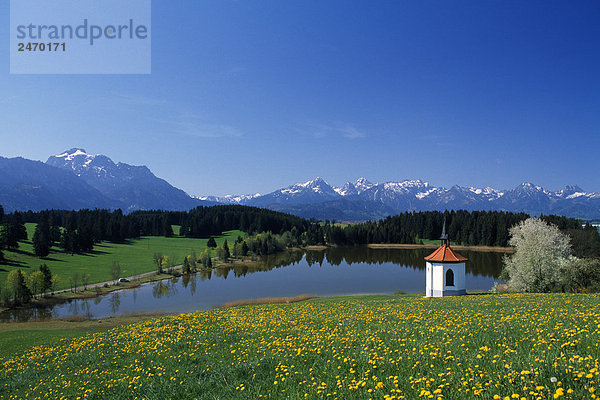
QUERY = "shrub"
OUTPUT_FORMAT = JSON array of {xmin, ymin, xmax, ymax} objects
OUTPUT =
[{"xmin": 502, "ymin": 218, "xmax": 571, "ymax": 292}]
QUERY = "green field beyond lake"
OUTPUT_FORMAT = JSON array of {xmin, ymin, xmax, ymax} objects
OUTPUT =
[
  {"xmin": 1, "ymin": 293, "xmax": 599, "ymax": 399},
  {"xmin": 0, "ymin": 224, "xmax": 243, "ymax": 291}
]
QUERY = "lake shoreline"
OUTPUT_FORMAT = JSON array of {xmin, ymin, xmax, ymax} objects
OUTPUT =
[
  {"xmin": 1, "ymin": 244, "xmax": 508, "ymax": 318},
  {"xmin": 366, "ymin": 243, "xmax": 514, "ymax": 253},
  {"xmin": 1, "ymin": 255, "xmax": 276, "ymax": 314}
]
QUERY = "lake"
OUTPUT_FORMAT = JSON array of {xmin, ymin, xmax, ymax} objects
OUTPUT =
[{"xmin": 0, "ymin": 247, "xmax": 506, "ymax": 322}]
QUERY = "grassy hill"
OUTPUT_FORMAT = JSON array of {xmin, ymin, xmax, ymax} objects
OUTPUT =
[
  {"xmin": 1, "ymin": 293, "xmax": 599, "ymax": 399},
  {"xmin": 0, "ymin": 224, "xmax": 244, "ymax": 291}
]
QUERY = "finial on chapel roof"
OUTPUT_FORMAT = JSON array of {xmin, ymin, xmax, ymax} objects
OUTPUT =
[{"xmin": 440, "ymin": 218, "xmax": 448, "ymax": 245}]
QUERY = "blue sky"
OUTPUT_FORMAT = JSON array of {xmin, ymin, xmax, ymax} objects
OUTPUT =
[{"xmin": 1, "ymin": 0, "xmax": 599, "ymax": 196}]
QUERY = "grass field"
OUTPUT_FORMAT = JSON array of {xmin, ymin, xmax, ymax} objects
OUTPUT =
[
  {"xmin": 0, "ymin": 224, "xmax": 244, "ymax": 291},
  {"xmin": 1, "ymin": 293, "xmax": 599, "ymax": 399},
  {"xmin": 0, "ymin": 315, "xmax": 156, "ymax": 359}
]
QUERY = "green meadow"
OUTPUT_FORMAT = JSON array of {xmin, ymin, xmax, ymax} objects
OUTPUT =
[
  {"xmin": 1, "ymin": 293, "xmax": 599, "ymax": 399},
  {"xmin": 0, "ymin": 315, "xmax": 157, "ymax": 359},
  {"xmin": 0, "ymin": 224, "xmax": 244, "ymax": 291}
]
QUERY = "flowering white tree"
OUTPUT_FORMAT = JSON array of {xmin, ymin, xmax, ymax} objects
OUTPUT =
[{"xmin": 503, "ymin": 218, "xmax": 571, "ymax": 292}]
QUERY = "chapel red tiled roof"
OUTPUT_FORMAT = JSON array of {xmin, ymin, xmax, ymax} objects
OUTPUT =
[{"xmin": 424, "ymin": 244, "xmax": 468, "ymax": 263}]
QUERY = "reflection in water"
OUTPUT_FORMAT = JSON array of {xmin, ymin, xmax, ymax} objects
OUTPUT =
[
  {"xmin": 199, "ymin": 269, "xmax": 212, "ymax": 281},
  {"xmin": 189, "ymin": 276, "xmax": 197, "ymax": 297},
  {"xmin": 226, "ymin": 247, "xmax": 503, "ymax": 279},
  {"xmin": 152, "ymin": 280, "xmax": 177, "ymax": 299},
  {"xmin": 110, "ymin": 292, "xmax": 121, "ymax": 314},
  {"xmin": 0, "ymin": 306, "xmax": 55, "ymax": 322},
  {"xmin": 0, "ymin": 247, "xmax": 505, "ymax": 322},
  {"xmin": 214, "ymin": 268, "xmax": 230, "ymax": 280}
]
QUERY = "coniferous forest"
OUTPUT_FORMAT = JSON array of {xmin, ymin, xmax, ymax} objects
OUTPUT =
[{"xmin": 1, "ymin": 205, "xmax": 599, "ymax": 260}]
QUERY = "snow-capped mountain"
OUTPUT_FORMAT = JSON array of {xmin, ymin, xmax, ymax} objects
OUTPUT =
[
  {"xmin": 246, "ymin": 177, "xmax": 342, "ymax": 205},
  {"xmin": 0, "ymin": 156, "xmax": 117, "ymax": 212},
  {"xmin": 46, "ymin": 148, "xmax": 206, "ymax": 211},
  {"xmin": 195, "ymin": 177, "xmax": 600, "ymax": 221},
  {"xmin": 2, "ymin": 148, "xmax": 599, "ymax": 220},
  {"xmin": 335, "ymin": 177, "xmax": 376, "ymax": 196},
  {"xmin": 194, "ymin": 193, "xmax": 262, "ymax": 204}
]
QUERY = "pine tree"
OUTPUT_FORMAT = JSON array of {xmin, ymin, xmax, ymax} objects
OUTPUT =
[
  {"xmin": 2, "ymin": 217, "xmax": 20, "ymax": 250},
  {"xmin": 223, "ymin": 240, "xmax": 230, "ymax": 260},
  {"xmin": 162, "ymin": 216, "xmax": 173, "ymax": 237},
  {"xmin": 12, "ymin": 212, "xmax": 27, "ymax": 241},
  {"xmin": 40, "ymin": 264, "xmax": 53, "ymax": 293},
  {"xmin": 33, "ymin": 221, "xmax": 51, "ymax": 258},
  {"xmin": 182, "ymin": 257, "xmax": 191, "ymax": 274},
  {"xmin": 207, "ymin": 237, "xmax": 217, "ymax": 248},
  {"xmin": 61, "ymin": 228, "xmax": 79, "ymax": 254},
  {"xmin": 49, "ymin": 224, "xmax": 61, "ymax": 247},
  {"xmin": 78, "ymin": 223, "xmax": 94, "ymax": 252}
]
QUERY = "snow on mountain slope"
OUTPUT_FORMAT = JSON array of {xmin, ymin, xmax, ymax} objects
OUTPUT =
[
  {"xmin": 46, "ymin": 148, "xmax": 204, "ymax": 211},
  {"xmin": 196, "ymin": 177, "xmax": 600, "ymax": 219},
  {"xmin": 6, "ymin": 149, "xmax": 599, "ymax": 218}
]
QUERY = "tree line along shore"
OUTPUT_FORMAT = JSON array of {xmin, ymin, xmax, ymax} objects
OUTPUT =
[{"xmin": 0, "ymin": 204, "xmax": 599, "ymax": 308}]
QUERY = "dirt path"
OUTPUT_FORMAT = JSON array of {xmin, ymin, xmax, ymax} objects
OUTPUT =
[{"xmin": 45, "ymin": 264, "xmax": 184, "ymax": 297}]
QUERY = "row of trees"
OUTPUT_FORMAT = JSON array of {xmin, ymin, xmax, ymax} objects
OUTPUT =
[
  {"xmin": 174, "ymin": 205, "xmax": 310, "ymax": 238},
  {"xmin": 0, "ymin": 206, "xmax": 28, "ymax": 259},
  {"xmin": 29, "ymin": 209, "xmax": 144, "ymax": 256},
  {"xmin": 0, "ymin": 264, "xmax": 54, "ymax": 306},
  {"xmin": 210, "ymin": 233, "xmax": 294, "ymax": 263},
  {"xmin": 175, "ymin": 234, "xmax": 282, "ymax": 274},
  {"xmin": 2, "ymin": 202, "xmax": 599, "ymax": 300},
  {"xmin": 4, "ymin": 206, "xmax": 599, "ymax": 261},
  {"xmin": 321, "ymin": 210, "xmax": 547, "ymax": 247},
  {"xmin": 318, "ymin": 210, "xmax": 600, "ymax": 258},
  {"xmin": 10, "ymin": 206, "xmax": 311, "ymax": 258}
]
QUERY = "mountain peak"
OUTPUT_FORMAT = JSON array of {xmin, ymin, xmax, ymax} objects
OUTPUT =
[
  {"xmin": 355, "ymin": 177, "xmax": 373, "ymax": 185},
  {"xmin": 274, "ymin": 176, "xmax": 339, "ymax": 201},
  {"xmin": 47, "ymin": 149, "xmax": 114, "ymax": 180},
  {"xmin": 559, "ymin": 185, "xmax": 584, "ymax": 195},
  {"xmin": 301, "ymin": 177, "xmax": 329, "ymax": 187},
  {"xmin": 335, "ymin": 181, "xmax": 357, "ymax": 196},
  {"xmin": 54, "ymin": 148, "xmax": 89, "ymax": 160},
  {"xmin": 519, "ymin": 181, "xmax": 544, "ymax": 188},
  {"xmin": 44, "ymin": 149, "xmax": 202, "ymax": 211},
  {"xmin": 517, "ymin": 182, "xmax": 542, "ymax": 191}
]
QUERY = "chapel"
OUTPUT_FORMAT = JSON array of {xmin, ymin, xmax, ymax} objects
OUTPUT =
[{"xmin": 424, "ymin": 222, "xmax": 468, "ymax": 297}]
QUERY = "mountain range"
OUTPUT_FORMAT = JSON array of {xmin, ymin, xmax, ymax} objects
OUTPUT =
[
  {"xmin": 198, "ymin": 177, "xmax": 600, "ymax": 221},
  {"xmin": 0, "ymin": 149, "xmax": 599, "ymax": 221},
  {"xmin": 1, "ymin": 149, "xmax": 209, "ymax": 213}
]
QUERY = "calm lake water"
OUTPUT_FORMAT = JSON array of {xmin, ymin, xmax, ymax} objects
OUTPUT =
[{"xmin": 0, "ymin": 247, "xmax": 505, "ymax": 322}]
